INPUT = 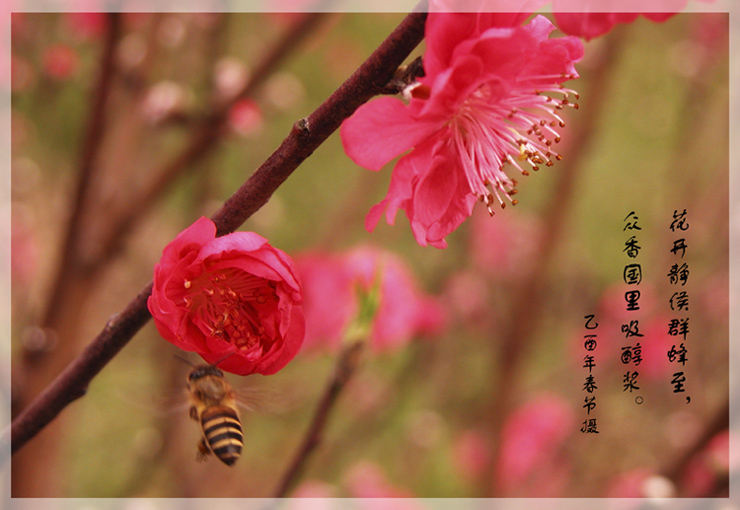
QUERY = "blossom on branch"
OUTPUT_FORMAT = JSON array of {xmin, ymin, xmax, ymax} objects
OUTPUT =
[
  {"xmin": 295, "ymin": 246, "xmax": 447, "ymax": 353},
  {"xmin": 148, "ymin": 216, "xmax": 305, "ymax": 376},
  {"xmin": 341, "ymin": 12, "xmax": 583, "ymax": 248}
]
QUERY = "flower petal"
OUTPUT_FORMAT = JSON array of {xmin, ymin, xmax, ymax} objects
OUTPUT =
[{"xmin": 341, "ymin": 97, "xmax": 442, "ymax": 171}]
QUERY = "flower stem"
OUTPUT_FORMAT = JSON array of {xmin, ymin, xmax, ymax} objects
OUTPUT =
[{"xmin": 6, "ymin": 8, "xmax": 427, "ymax": 461}]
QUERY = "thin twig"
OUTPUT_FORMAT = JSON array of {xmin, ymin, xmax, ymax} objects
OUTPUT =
[
  {"xmin": 90, "ymin": 12, "xmax": 330, "ymax": 272},
  {"xmin": 272, "ymin": 340, "xmax": 364, "ymax": 498},
  {"xmin": 39, "ymin": 13, "xmax": 122, "ymax": 330},
  {"xmin": 6, "ymin": 8, "xmax": 427, "ymax": 459}
]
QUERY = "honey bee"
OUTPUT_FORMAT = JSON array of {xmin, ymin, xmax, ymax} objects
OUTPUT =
[{"xmin": 186, "ymin": 364, "xmax": 243, "ymax": 466}]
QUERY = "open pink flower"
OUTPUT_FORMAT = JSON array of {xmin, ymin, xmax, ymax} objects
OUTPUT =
[
  {"xmin": 295, "ymin": 246, "xmax": 447, "ymax": 353},
  {"xmin": 147, "ymin": 216, "xmax": 305, "ymax": 376},
  {"xmin": 341, "ymin": 13, "xmax": 583, "ymax": 248}
]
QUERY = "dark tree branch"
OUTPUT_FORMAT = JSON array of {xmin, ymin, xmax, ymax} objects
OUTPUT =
[
  {"xmin": 6, "ymin": 8, "xmax": 427, "ymax": 459},
  {"xmin": 39, "ymin": 13, "xmax": 122, "ymax": 330},
  {"xmin": 272, "ymin": 340, "xmax": 364, "ymax": 498}
]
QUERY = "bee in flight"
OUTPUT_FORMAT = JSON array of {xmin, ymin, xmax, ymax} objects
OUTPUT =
[{"xmin": 186, "ymin": 363, "xmax": 243, "ymax": 467}]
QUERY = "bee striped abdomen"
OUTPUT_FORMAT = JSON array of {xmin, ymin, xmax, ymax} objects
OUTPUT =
[{"xmin": 200, "ymin": 405, "xmax": 243, "ymax": 466}]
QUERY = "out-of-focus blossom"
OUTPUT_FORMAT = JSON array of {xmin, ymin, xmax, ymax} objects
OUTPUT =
[
  {"xmin": 147, "ymin": 216, "xmax": 305, "ymax": 376},
  {"xmin": 441, "ymin": 270, "xmax": 490, "ymax": 326},
  {"xmin": 42, "ymin": 44, "xmax": 79, "ymax": 80},
  {"xmin": 344, "ymin": 461, "xmax": 416, "ymax": 498},
  {"xmin": 214, "ymin": 57, "xmax": 250, "ymax": 101},
  {"xmin": 117, "ymin": 32, "xmax": 147, "ymax": 71},
  {"xmin": 266, "ymin": 0, "xmax": 322, "ymax": 25},
  {"xmin": 157, "ymin": 15, "xmax": 187, "ymax": 49},
  {"xmin": 140, "ymin": 81, "xmax": 188, "ymax": 124},
  {"xmin": 63, "ymin": 12, "xmax": 107, "ymax": 40},
  {"xmin": 291, "ymin": 480, "xmax": 337, "ymax": 498},
  {"xmin": 452, "ymin": 428, "xmax": 490, "ymax": 484},
  {"xmin": 470, "ymin": 211, "xmax": 542, "ymax": 280},
  {"xmin": 295, "ymin": 246, "xmax": 447, "ymax": 354},
  {"xmin": 11, "ymin": 210, "xmax": 39, "ymax": 290},
  {"xmin": 228, "ymin": 98, "xmax": 263, "ymax": 137},
  {"xmin": 605, "ymin": 468, "xmax": 653, "ymax": 497},
  {"xmin": 596, "ymin": 282, "xmax": 658, "ymax": 325},
  {"xmin": 263, "ymin": 71, "xmax": 305, "ymax": 112},
  {"xmin": 681, "ymin": 430, "xmax": 731, "ymax": 496},
  {"xmin": 495, "ymin": 393, "xmax": 574, "ymax": 496},
  {"xmin": 552, "ymin": 0, "xmax": 714, "ymax": 40},
  {"xmin": 341, "ymin": 12, "xmax": 582, "ymax": 248},
  {"xmin": 568, "ymin": 283, "xmax": 673, "ymax": 380}
]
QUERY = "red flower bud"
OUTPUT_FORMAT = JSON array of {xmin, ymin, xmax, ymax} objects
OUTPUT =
[{"xmin": 147, "ymin": 217, "xmax": 305, "ymax": 375}]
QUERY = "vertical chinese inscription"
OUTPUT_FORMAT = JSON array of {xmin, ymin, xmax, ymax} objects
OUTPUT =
[
  {"xmin": 667, "ymin": 209, "xmax": 690, "ymax": 403},
  {"xmin": 621, "ymin": 212, "xmax": 643, "ymax": 403},
  {"xmin": 580, "ymin": 314, "xmax": 599, "ymax": 433}
]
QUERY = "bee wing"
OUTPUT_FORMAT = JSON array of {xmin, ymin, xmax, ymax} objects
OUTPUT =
[
  {"xmin": 232, "ymin": 383, "xmax": 303, "ymax": 415},
  {"xmin": 112, "ymin": 388, "xmax": 190, "ymax": 418}
]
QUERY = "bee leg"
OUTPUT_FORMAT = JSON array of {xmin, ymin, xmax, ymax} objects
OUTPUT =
[
  {"xmin": 196, "ymin": 438, "xmax": 211, "ymax": 462},
  {"xmin": 189, "ymin": 406, "xmax": 198, "ymax": 421}
]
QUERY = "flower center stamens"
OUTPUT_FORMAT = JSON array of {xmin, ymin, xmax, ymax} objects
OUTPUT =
[
  {"xmin": 184, "ymin": 269, "xmax": 278, "ymax": 353},
  {"xmin": 449, "ymin": 76, "xmax": 579, "ymax": 215}
]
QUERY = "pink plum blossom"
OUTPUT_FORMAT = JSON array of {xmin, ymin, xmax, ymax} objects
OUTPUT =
[
  {"xmin": 294, "ymin": 246, "xmax": 447, "ymax": 353},
  {"xmin": 344, "ymin": 461, "xmax": 416, "ymax": 499},
  {"xmin": 291, "ymin": 480, "xmax": 337, "ymax": 498},
  {"xmin": 605, "ymin": 468, "xmax": 653, "ymax": 497},
  {"xmin": 147, "ymin": 216, "xmax": 305, "ymax": 376},
  {"xmin": 551, "ymin": 0, "xmax": 716, "ymax": 40},
  {"xmin": 63, "ymin": 13, "xmax": 107, "ymax": 40},
  {"xmin": 228, "ymin": 98, "xmax": 263, "ymax": 137},
  {"xmin": 495, "ymin": 393, "xmax": 574, "ymax": 496},
  {"xmin": 470, "ymin": 210, "xmax": 543, "ymax": 280},
  {"xmin": 42, "ymin": 44, "xmax": 79, "ymax": 80},
  {"xmin": 452, "ymin": 428, "xmax": 491, "ymax": 484},
  {"xmin": 341, "ymin": 12, "xmax": 583, "ymax": 248}
]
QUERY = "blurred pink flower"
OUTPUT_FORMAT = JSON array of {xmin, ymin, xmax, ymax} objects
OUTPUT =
[
  {"xmin": 552, "ymin": 0, "xmax": 716, "ymax": 40},
  {"xmin": 141, "ymin": 81, "xmax": 187, "ymax": 124},
  {"xmin": 568, "ymin": 283, "xmax": 673, "ymax": 380},
  {"xmin": 452, "ymin": 429, "xmax": 491, "ymax": 484},
  {"xmin": 214, "ymin": 57, "xmax": 249, "ymax": 101},
  {"xmin": 495, "ymin": 393, "xmax": 574, "ymax": 496},
  {"xmin": 341, "ymin": 13, "xmax": 582, "ymax": 248},
  {"xmin": 228, "ymin": 98, "xmax": 263, "ymax": 137},
  {"xmin": 470, "ymin": 211, "xmax": 542, "ymax": 280},
  {"xmin": 295, "ymin": 246, "xmax": 447, "ymax": 353},
  {"xmin": 291, "ymin": 479, "xmax": 337, "ymax": 498},
  {"xmin": 441, "ymin": 270, "xmax": 490, "ymax": 326},
  {"xmin": 605, "ymin": 468, "xmax": 653, "ymax": 497},
  {"xmin": 344, "ymin": 461, "xmax": 416, "ymax": 498},
  {"xmin": 42, "ymin": 44, "xmax": 79, "ymax": 80},
  {"xmin": 63, "ymin": 13, "xmax": 107, "ymax": 40},
  {"xmin": 681, "ymin": 430, "xmax": 731, "ymax": 496},
  {"xmin": 11, "ymin": 213, "xmax": 39, "ymax": 290}
]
